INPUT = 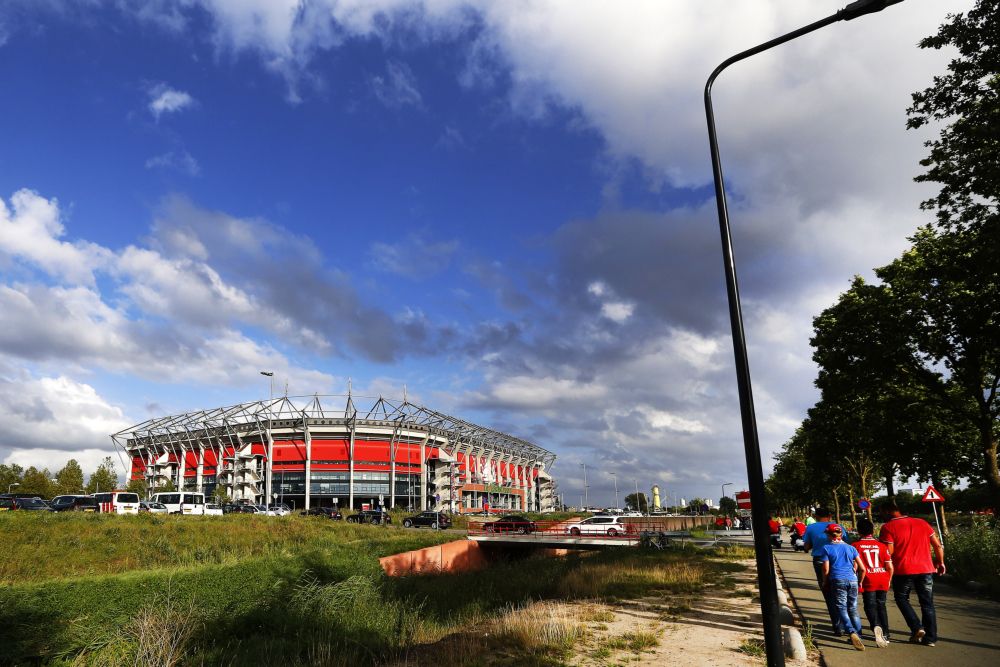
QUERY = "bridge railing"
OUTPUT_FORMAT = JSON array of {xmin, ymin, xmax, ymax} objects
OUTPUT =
[{"xmin": 468, "ymin": 519, "xmax": 673, "ymax": 540}]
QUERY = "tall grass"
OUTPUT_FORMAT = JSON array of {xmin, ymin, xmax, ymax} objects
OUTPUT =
[
  {"xmin": 946, "ymin": 517, "xmax": 1000, "ymax": 596},
  {"xmin": 1, "ymin": 515, "xmax": 744, "ymax": 666},
  {"xmin": 0, "ymin": 513, "xmax": 456, "ymax": 582}
]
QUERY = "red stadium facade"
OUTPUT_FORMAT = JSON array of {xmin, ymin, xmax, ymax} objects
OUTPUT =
[{"xmin": 112, "ymin": 395, "xmax": 557, "ymax": 513}]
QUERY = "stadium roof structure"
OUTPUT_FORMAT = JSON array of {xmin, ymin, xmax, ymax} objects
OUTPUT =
[{"xmin": 111, "ymin": 394, "xmax": 556, "ymax": 467}]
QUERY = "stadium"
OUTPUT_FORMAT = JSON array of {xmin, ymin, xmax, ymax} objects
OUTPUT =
[{"xmin": 111, "ymin": 394, "xmax": 557, "ymax": 514}]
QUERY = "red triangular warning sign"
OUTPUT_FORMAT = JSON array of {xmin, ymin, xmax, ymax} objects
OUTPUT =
[{"xmin": 921, "ymin": 485, "xmax": 945, "ymax": 503}]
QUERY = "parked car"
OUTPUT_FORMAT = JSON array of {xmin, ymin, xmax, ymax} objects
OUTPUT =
[
  {"xmin": 93, "ymin": 491, "xmax": 140, "ymax": 515},
  {"xmin": 11, "ymin": 497, "xmax": 54, "ymax": 511},
  {"xmin": 237, "ymin": 505, "xmax": 263, "ymax": 514},
  {"xmin": 150, "ymin": 492, "xmax": 206, "ymax": 516},
  {"xmin": 402, "ymin": 511, "xmax": 451, "ymax": 529},
  {"xmin": 347, "ymin": 509, "xmax": 391, "ymax": 525},
  {"xmin": 567, "ymin": 515, "xmax": 631, "ymax": 537},
  {"xmin": 483, "ymin": 515, "xmax": 537, "ymax": 534},
  {"xmin": 51, "ymin": 495, "xmax": 98, "ymax": 512},
  {"xmin": 300, "ymin": 507, "xmax": 343, "ymax": 520},
  {"xmin": 138, "ymin": 501, "xmax": 168, "ymax": 514},
  {"xmin": 266, "ymin": 504, "xmax": 291, "ymax": 516},
  {"xmin": 204, "ymin": 503, "xmax": 224, "ymax": 516}
]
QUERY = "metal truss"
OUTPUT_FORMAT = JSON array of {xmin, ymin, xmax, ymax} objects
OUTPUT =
[{"xmin": 111, "ymin": 394, "xmax": 556, "ymax": 468}]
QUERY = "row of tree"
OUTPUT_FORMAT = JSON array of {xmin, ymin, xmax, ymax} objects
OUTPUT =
[
  {"xmin": 0, "ymin": 457, "xmax": 121, "ymax": 499},
  {"xmin": 767, "ymin": 1, "xmax": 1000, "ymax": 521}
]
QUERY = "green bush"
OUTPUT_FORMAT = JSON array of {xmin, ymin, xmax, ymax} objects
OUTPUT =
[{"xmin": 946, "ymin": 517, "xmax": 1000, "ymax": 596}]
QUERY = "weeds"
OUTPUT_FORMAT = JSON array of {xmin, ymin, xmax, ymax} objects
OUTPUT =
[
  {"xmin": 802, "ymin": 621, "xmax": 816, "ymax": 652},
  {"xmin": 604, "ymin": 630, "xmax": 660, "ymax": 653},
  {"xmin": 492, "ymin": 602, "xmax": 586, "ymax": 653},
  {"xmin": 738, "ymin": 637, "xmax": 766, "ymax": 657}
]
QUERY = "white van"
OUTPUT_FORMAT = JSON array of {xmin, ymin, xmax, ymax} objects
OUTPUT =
[
  {"xmin": 92, "ymin": 491, "xmax": 140, "ymax": 515},
  {"xmin": 151, "ymin": 492, "xmax": 206, "ymax": 515}
]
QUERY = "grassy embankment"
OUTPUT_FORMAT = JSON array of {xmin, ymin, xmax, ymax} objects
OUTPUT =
[{"xmin": 0, "ymin": 513, "xmax": 751, "ymax": 666}]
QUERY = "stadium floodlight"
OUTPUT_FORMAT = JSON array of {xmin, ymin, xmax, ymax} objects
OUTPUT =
[{"xmin": 703, "ymin": 2, "xmax": 906, "ymax": 665}]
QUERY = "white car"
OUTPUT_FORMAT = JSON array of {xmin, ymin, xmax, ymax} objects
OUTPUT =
[
  {"xmin": 204, "ymin": 503, "xmax": 223, "ymax": 516},
  {"xmin": 621, "ymin": 511, "xmax": 644, "ymax": 518},
  {"xmin": 266, "ymin": 504, "xmax": 291, "ymax": 516},
  {"xmin": 567, "ymin": 516, "xmax": 631, "ymax": 537},
  {"xmin": 139, "ymin": 501, "xmax": 168, "ymax": 514}
]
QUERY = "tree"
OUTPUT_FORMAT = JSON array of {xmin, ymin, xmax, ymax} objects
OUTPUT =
[
  {"xmin": 86, "ymin": 457, "xmax": 120, "ymax": 494},
  {"xmin": 907, "ymin": 0, "xmax": 1000, "ymax": 234},
  {"xmin": 55, "ymin": 459, "xmax": 85, "ymax": 495},
  {"xmin": 719, "ymin": 496, "xmax": 737, "ymax": 515},
  {"xmin": 19, "ymin": 466, "xmax": 55, "ymax": 498},
  {"xmin": 0, "ymin": 463, "xmax": 24, "ymax": 492},
  {"xmin": 125, "ymin": 478, "xmax": 148, "ymax": 498},
  {"xmin": 212, "ymin": 485, "xmax": 230, "ymax": 504},
  {"xmin": 899, "ymin": 0, "xmax": 1000, "ymax": 508},
  {"xmin": 624, "ymin": 492, "xmax": 648, "ymax": 513}
]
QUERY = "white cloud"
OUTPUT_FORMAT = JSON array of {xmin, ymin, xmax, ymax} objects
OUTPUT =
[
  {"xmin": 0, "ymin": 370, "xmax": 128, "ymax": 459},
  {"xmin": 147, "ymin": 83, "xmax": 195, "ymax": 118},
  {"xmin": 145, "ymin": 150, "xmax": 200, "ymax": 176},
  {"xmin": 369, "ymin": 232, "xmax": 459, "ymax": 278},
  {"xmin": 372, "ymin": 59, "xmax": 423, "ymax": 109},
  {"xmin": 600, "ymin": 301, "xmax": 634, "ymax": 323},
  {"xmin": 0, "ymin": 189, "xmax": 111, "ymax": 285}
]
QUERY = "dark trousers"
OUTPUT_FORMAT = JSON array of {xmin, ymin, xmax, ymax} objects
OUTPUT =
[
  {"xmin": 893, "ymin": 574, "xmax": 937, "ymax": 642},
  {"xmin": 812, "ymin": 557, "xmax": 840, "ymax": 631},
  {"xmin": 862, "ymin": 589, "xmax": 890, "ymax": 637}
]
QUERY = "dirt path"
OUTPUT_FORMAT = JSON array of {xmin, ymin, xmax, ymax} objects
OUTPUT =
[{"xmin": 564, "ymin": 558, "xmax": 817, "ymax": 666}]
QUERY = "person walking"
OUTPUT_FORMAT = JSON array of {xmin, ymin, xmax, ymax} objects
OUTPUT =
[
  {"xmin": 820, "ymin": 523, "xmax": 868, "ymax": 651},
  {"xmin": 854, "ymin": 517, "xmax": 893, "ymax": 648},
  {"xmin": 803, "ymin": 507, "xmax": 840, "ymax": 633},
  {"xmin": 878, "ymin": 500, "xmax": 945, "ymax": 647}
]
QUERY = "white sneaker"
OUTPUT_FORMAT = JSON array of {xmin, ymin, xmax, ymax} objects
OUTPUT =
[{"xmin": 874, "ymin": 626, "xmax": 889, "ymax": 648}]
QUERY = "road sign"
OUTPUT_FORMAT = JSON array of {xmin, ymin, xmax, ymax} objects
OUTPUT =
[
  {"xmin": 922, "ymin": 485, "xmax": 945, "ymax": 503},
  {"xmin": 700, "ymin": 503, "xmax": 710, "ymax": 514},
  {"xmin": 735, "ymin": 490, "xmax": 752, "ymax": 510},
  {"xmin": 379, "ymin": 494, "xmax": 384, "ymax": 503},
  {"xmin": 858, "ymin": 498, "xmax": 871, "ymax": 510}
]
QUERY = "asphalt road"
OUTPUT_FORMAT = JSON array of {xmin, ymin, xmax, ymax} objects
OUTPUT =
[{"xmin": 774, "ymin": 547, "xmax": 1000, "ymax": 666}]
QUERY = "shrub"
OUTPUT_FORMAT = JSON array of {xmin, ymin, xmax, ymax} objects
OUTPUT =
[{"xmin": 946, "ymin": 517, "xmax": 1000, "ymax": 596}]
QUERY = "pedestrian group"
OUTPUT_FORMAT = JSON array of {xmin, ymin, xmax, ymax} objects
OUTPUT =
[{"xmin": 797, "ymin": 500, "xmax": 944, "ymax": 651}]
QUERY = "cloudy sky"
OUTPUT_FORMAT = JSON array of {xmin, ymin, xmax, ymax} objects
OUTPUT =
[{"xmin": 0, "ymin": 0, "xmax": 969, "ymax": 504}]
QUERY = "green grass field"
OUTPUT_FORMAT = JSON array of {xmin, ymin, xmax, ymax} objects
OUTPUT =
[{"xmin": 0, "ymin": 513, "xmax": 746, "ymax": 666}]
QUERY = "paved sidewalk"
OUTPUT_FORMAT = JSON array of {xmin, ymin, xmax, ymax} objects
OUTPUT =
[{"xmin": 774, "ymin": 548, "xmax": 1000, "ymax": 666}]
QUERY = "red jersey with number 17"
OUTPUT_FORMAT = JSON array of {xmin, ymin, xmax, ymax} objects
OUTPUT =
[{"xmin": 854, "ymin": 537, "xmax": 892, "ymax": 592}]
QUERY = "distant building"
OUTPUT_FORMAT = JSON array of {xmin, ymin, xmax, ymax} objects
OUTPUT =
[{"xmin": 112, "ymin": 394, "xmax": 557, "ymax": 513}]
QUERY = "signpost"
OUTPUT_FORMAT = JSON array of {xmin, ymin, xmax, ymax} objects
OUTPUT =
[
  {"xmin": 857, "ymin": 498, "xmax": 870, "ymax": 511},
  {"xmin": 922, "ymin": 485, "xmax": 946, "ymax": 545}
]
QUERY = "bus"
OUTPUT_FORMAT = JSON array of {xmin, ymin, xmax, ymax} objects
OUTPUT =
[
  {"xmin": 92, "ymin": 491, "xmax": 141, "ymax": 514},
  {"xmin": 150, "ymin": 492, "xmax": 206, "ymax": 515}
]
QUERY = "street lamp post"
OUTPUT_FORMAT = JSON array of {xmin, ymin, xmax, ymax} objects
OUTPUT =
[
  {"xmin": 703, "ymin": 2, "xmax": 905, "ymax": 664},
  {"xmin": 7, "ymin": 482, "xmax": 19, "ymax": 494},
  {"xmin": 609, "ymin": 472, "xmax": 619, "ymax": 510},
  {"xmin": 579, "ymin": 463, "xmax": 589, "ymax": 511},
  {"xmin": 722, "ymin": 482, "xmax": 733, "ymax": 507},
  {"xmin": 633, "ymin": 479, "xmax": 642, "ymax": 515}
]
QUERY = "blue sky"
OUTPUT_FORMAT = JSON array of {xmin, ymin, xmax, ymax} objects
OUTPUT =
[{"xmin": 0, "ymin": 0, "xmax": 971, "ymax": 505}]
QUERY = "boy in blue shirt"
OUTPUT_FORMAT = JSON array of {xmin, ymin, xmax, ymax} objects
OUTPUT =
[
  {"xmin": 802, "ymin": 508, "xmax": 839, "ymax": 632},
  {"xmin": 821, "ymin": 523, "xmax": 868, "ymax": 651}
]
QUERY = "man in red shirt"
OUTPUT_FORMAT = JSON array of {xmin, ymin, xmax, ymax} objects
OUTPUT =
[
  {"xmin": 878, "ymin": 500, "xmax": 945, "ymax": 647},
  {"xmin": 855, "ymin": 517, "xmax": 893, "ymax": 648}
]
